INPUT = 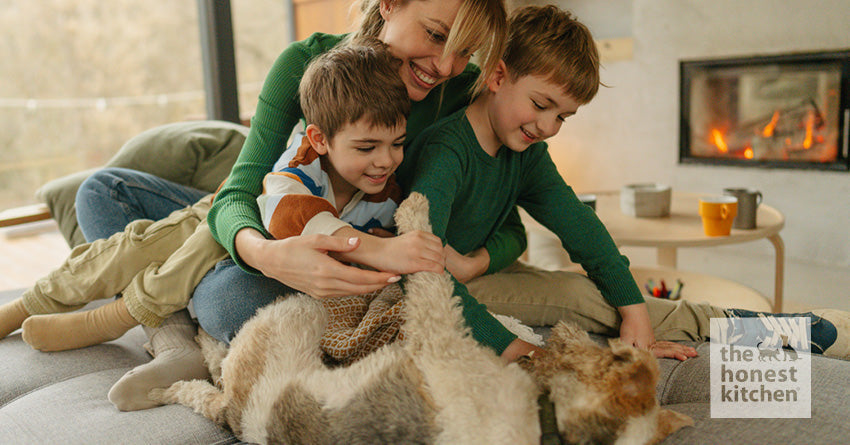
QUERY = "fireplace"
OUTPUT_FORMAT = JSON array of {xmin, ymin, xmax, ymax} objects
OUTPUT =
[{"xmin": 680, "ymin": 50, "xmax": 850, "ymax": 170}]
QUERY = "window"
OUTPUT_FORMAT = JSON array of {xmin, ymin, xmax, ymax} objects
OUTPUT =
[{"xmin": 0, "ymin": 0, "xmax": 292, "ymax": 209}]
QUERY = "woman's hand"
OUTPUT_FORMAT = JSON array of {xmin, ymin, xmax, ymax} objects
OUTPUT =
[
  {"xmin": 334, "ymin": 226, "xmax": 443, "ymax": 275},
  {"xmin": 235, "ymin": 228, "xmax": 398, "ymax": 299},
  {"xmin": 371, "ymin": 229, "xmax": 491, "ymax": 281},
  {"xmin": 444, "ymin": 245, "xmax": 490, "ymax": 283},
  {"xmin": 377, "ymin": 230, "xmax": 446, "ymax": 275}
]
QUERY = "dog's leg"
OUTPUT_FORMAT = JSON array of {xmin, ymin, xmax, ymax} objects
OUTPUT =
[
  {"xmin": 393, "ymin": 193, "xmax": 471, "ymax": 349},
  {"xmin": 196, "ymin": 328, "xmax": 228, "ymax": 384},
  {"xmin": 150, "ymin": 380, "xmax": 229, "ymax": 426}
]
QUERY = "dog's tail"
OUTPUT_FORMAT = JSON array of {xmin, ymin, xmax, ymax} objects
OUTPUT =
[{"xmin": 394, "ymin": 193, "xmax": 472, "ymax": 348}]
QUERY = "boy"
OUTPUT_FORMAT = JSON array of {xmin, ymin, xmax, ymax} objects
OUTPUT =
[
  {"xmin": 0, "ymin": 43, "xmax": 443, "ymax": 352},
  {"xmin": 392, "ymin": 5, "xmax": 659, "ymax": 361},
  {"xmin": 402, "ymin": 5, "xmax": 850, "ymax": 361}
]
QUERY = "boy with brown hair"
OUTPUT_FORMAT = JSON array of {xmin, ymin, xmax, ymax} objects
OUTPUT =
[
  {"xmin": 398, "ymin": 4, "xmax": 664, "ymax": 360},
  {"xmin": 0, "ymin": 42, "xmax": 443, "ymax": 352},
  {"xmin": 402, "ymin": 4, "xmax": 850, "ymax": 361}
]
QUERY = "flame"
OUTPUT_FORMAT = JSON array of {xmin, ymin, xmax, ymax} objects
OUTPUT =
[
  {"xmin": 744, "ymin": 146, "xmax": 754, "ymax": 159},
  {"xmin": 710, "ymin": 129, "xmax": 728, "ymax": 153},
  {"xmin": 803, "ymin": 110, "xmax": 815, "ymax": 149},
  {"xmin": 762, "ymin": 110, "xmax": 780, "ymax": 137}
]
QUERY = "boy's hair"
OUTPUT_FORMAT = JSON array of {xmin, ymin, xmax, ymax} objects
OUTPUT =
[
  {"xmin": 354, "ymin": 0, "xmax": 506, "ymax": 95},
  {"xmin": 503, "ymin": 5, "xmax": 600, "ymax": 104},
  {"xmin": 299, "ymin": 41, "xmax": 410, "ymax": 140}
]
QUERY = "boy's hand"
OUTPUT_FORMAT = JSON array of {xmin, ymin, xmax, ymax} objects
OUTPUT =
[
  {"xmin": 444, "ymin": 245, "xmax": 490, "ymax": 283},
  {"xmin": 618, "ymin": 303, "xmax": 656, "ymax": 349},
  {"xmin": 618, "ymin": 302, "xmax": 697, "ymax": 361},
  {"xmin": 649, "ymin": 341, "xmax": 699, "ymax": 361}
]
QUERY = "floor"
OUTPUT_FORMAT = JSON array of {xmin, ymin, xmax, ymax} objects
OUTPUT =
[{"xmin": 0, "ymin": 221, "xmax": 70, "ymax": 292}]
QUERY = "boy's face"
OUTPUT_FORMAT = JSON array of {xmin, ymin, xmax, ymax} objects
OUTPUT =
[
  {"xmin": 487, "ymin": 72, "xmax": 580, "ymax": 152},
  {"xmin": 313, "ymin": 118, "xmax": 406, "ymax": 196}
]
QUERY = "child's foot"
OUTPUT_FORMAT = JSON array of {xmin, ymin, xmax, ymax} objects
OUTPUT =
[
  {"xmin": 726, "ymin": 308, "xmax": 850, "ymax": 360},
  {"xmin": 21, "ymin": 298, "xmax": 139, "ymax": 351},
  {"xmin": 0, "ymin": 298, "xmax": 30, "ymax": 339},
  {"xmin": 108, "ymin": 310, "xmax": 209, "ymax": 411}
]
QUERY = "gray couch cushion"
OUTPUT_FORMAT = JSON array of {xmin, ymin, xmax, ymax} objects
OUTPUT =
[
  {"xmin": 660, "ymin": 402, "xmax": 846, "ymax": 444},
  {"xmin": 0, "ymin": 368, "xmax": 236, "ymax": 445},
  {"xmin": 0, "ymin": 289, "xmax": 237, "ymax": 444}
]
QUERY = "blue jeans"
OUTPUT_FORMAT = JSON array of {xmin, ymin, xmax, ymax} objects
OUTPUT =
[
  {"xmin": 193, "ymin": 259, "xmax": 297, "ymax": 344},
  {"xmin": 75, "ymin": 167, "xmax": 209, "ymax": 242}
]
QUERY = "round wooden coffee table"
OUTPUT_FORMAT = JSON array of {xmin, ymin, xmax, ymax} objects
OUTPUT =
[{"xmin": 590, "ymin": 190, "xmax": 785, "ymax": 311}]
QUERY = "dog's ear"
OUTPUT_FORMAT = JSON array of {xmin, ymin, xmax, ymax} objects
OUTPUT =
[{"xmin": 649, "ymin": 408, "xmax": 693, "ymax": 444}]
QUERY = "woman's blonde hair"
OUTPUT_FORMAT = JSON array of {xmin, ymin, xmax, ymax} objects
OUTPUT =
[{"xmin": 353, "ymin": 0, "xmax": 506, "ymax": 95}]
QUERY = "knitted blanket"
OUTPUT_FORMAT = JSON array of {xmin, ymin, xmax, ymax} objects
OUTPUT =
[{"xmin": 320, "ymin": 285, "xmax": 406, "ymax": 365}]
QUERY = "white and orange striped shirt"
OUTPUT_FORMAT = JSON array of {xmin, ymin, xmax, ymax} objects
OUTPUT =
[{"xmin": 257, "ymin": 138, "xmax": 401, "ymax": 240}]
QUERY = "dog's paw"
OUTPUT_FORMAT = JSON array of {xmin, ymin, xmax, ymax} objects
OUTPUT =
[{"xmin": 395, "ymin": 192, "xmax": 431, "ymax": 234}]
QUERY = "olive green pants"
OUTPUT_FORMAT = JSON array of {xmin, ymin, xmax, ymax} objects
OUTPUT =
[
  {"xmin": 21, "ymin": 197, "xmax": 227, "ymax": 327},
  {"xmin": 468, "ymin": 261, "xmax": 728, "ymax": 342}
]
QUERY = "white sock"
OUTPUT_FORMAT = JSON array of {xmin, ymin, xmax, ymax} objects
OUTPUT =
[{"xmin": 107, "ymin": 310, "xmax": 210, "ymax": 411}]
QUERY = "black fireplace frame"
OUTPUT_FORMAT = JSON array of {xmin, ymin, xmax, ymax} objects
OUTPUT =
[{"xmin": 679, "ymin": 49, "xmax": 850, "ymax": 171}]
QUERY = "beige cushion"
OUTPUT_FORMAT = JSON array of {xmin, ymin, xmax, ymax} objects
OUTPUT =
[{"xmin": 37, "ymin": 120, "xmax": 249, "ymax": 247}]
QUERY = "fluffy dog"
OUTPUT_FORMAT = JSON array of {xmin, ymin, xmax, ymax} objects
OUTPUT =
[{"xmin": 151, "ymin": 193, "xmax": 691, "ymax": 444}]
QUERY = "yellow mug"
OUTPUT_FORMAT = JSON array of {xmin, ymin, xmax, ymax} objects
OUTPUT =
[{"xmin": 698, "ymin": 196, "xmax": 738, "ymax": 237}]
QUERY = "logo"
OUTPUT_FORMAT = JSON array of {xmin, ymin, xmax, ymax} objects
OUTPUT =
[{"xmin": 710, "ymin": 316, "xmax": 811, "ymax": 418}]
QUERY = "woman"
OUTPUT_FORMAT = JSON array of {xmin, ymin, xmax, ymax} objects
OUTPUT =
[{"xmin": 78, "ymin": 0, "xmax": 516, "ymax": 410}]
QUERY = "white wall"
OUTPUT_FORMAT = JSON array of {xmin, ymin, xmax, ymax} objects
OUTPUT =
[{"xmin": 544, "ymin": 0, "xmax": 850, "ymax": 310}]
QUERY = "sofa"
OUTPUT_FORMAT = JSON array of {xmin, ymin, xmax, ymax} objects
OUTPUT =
[{"xmin": 1, "ymin": 121, "xmax": 848, "ymax": 444}]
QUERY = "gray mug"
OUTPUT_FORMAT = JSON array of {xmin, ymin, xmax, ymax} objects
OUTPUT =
[{"xmin": 722, "ymin": 188, "xmax": 763, "ymax": 229}]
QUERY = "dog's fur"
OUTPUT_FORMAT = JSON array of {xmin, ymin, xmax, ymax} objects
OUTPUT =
[
  {"xmin": 151, "ymin": 193, "xmax": 691, "ymax": 444},
  {"xmin": 524, "ymin": 322, "xmax": 693, "ymax": 444}
]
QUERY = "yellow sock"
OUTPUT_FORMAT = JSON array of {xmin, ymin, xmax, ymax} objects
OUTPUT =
[
  {"xmin": 22, "ymin": 298, "xmax": 139, "ymax": 352},
  {"xmin": 0, "ymin": 298, "xmax": 30, "ymax": 339}
]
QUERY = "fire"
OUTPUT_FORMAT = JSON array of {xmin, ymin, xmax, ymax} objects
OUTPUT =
[
  {"xmin": 762, "ymin": 110, "xmax": 780, "ymax": 137},
  {"xmin": 803, "ymin": 110, "xmax": 815, "ymax": 149},
  {"xmin": 710, "ymin": 129, "xmax": 728, "ymax": 153},
  {"xmin": 744, "ymin": 146, "xmax": 754, "ymax": 159}
]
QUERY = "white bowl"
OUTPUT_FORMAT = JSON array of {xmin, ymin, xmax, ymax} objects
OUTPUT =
[{"xmin": 620, "ymin": 183, "xmax": 672, "ymax": 217}]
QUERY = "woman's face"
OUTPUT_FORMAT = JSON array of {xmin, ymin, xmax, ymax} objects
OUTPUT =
[{"xmin": 379, "ymin": 0, "xmax": 471, "ymax": 102}]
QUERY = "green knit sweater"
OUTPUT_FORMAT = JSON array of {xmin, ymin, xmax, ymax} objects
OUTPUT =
[
  {"xmin": 208, "ymin": 33, "xmax": 525, "ymax": 271},
  {"xmin": 405, "ymin": 109, "xmax": 645, "ymax": 310}
]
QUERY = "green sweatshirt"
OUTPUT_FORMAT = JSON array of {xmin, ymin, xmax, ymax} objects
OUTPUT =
[{"xmin": 406, "ymin": 109, "xmax": 646, "ymax": 311}]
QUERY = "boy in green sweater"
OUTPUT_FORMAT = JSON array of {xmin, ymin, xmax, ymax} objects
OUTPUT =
[
  {"xmin": 399, "ymin": 4, "xmax": 692, "ymax": 360},
  {"xmin": 403, "ymin": 4, "xmax": 850, "ymax": 362}
]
